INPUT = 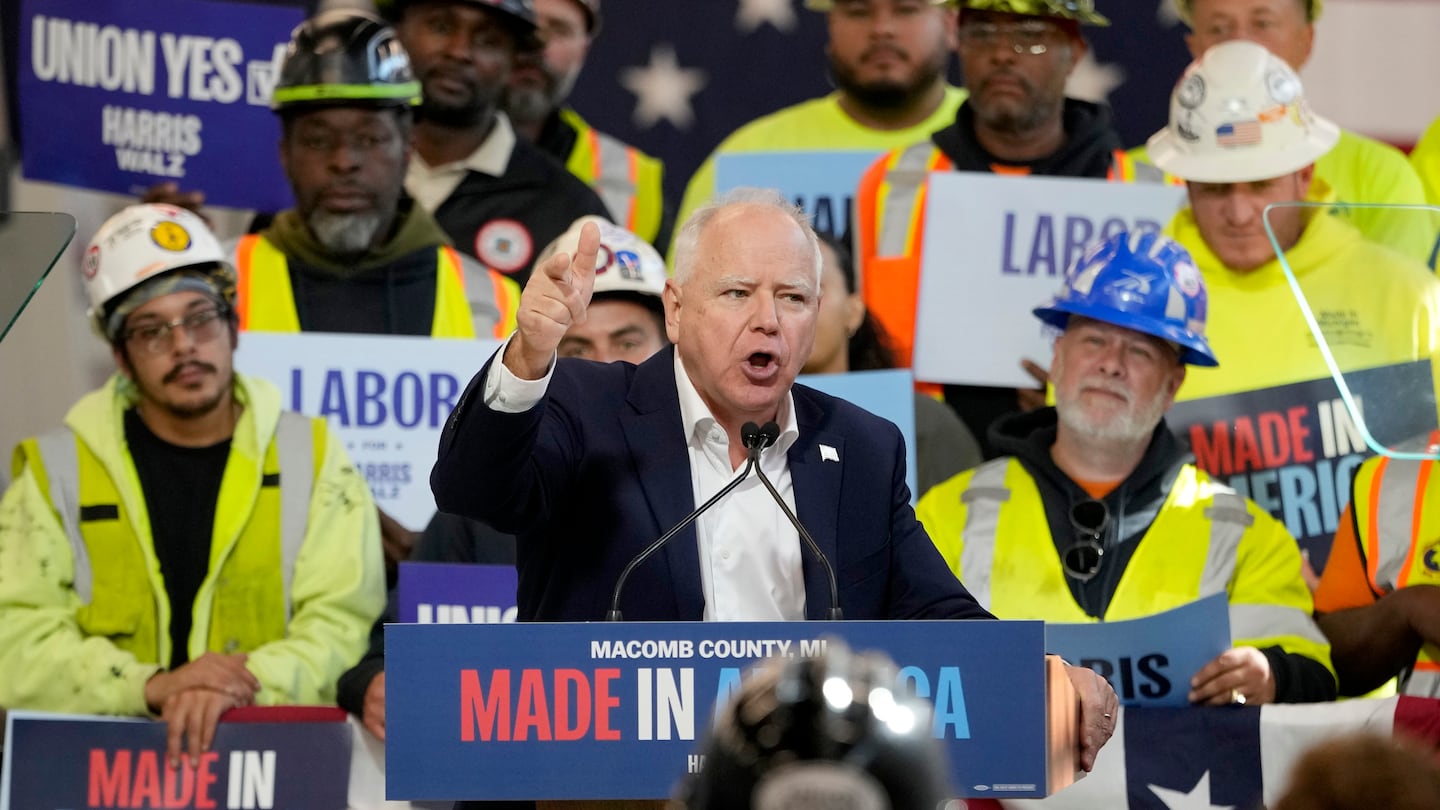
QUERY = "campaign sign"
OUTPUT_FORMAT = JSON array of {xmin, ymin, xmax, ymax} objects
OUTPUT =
[
  {"xmin": 800, "ymin": 369, "xmax": 918, "ymax": 501},
  {"xmin": 398, "ymin": 562, "xmax": 519, "ymax": 624},
  {"xmin": 386, "ymin": 620, "xmax": 1048, "ymax": 800},
  {"xmin": 0, "ymin": 711, "xmax": 350, "ymax": 810},
  {"xmin": 234, "ymin": 332, "xmax": 501, "ymax": 531},
  {"xmin": 1169, "ymin": 360, "xmax": 1439, "ymax": 569},
  {"xmin": 1045, "ymin": 594, "xmax": 1231, "ymax": 709},
  {"xmin": 714, "ymin": 151, "xmax": 883, "ymax": 243},
  {"xmin": 18, "ymin": 0, "xmax": 302, "ymax": 210},
  {"xmin": 912, "ymin": 173, "xmax": 1187, "ymax": 388}
]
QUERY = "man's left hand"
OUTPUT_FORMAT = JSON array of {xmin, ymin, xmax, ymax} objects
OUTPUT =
[
  {"xmin": 1188, "ymin": 646, "xmax": 1276, "ymax": 706},
  {"xmin": 1066, "ymin": 663, "xmax": 1119, "ymax": 772},
  {"xmin": 159, "ymin": 687, "xmax": 246, "ymax": 769}
]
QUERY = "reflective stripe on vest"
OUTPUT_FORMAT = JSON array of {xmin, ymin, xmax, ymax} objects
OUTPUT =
[
  {"xmin": 1199, "ymin": 488, "xmax": 1252, "ymax": 596},
  {"xmin": 1352, "ymin": 431, "xmax": 1440, "ymax": 697},
  {"xmin": 875, "ymin": 142, "xmax": 949, "ymax": 259},
  {"xmin": 957, "ymin": 458, "xmax": 1010, "ymax": 609},
  {"xmin": 235, "ymin": 235, "xmax": 476, "ymax": 337},
  {"xmin": 26, "ymin": 412, "xmax": 315, "ymax": 661},
  {"xmin": 587, "ymin": 128, "xmax": 640, "ymax": 231}
]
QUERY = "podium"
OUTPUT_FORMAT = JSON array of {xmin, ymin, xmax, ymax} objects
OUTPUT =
[{"xmin": 386, "ymin": 620, "xmax": 1078, "ymax": 803}]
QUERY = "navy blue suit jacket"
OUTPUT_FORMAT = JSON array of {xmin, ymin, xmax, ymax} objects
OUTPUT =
[{"xmin": 432, "ymin": 346, "xmax": 992, "ymax": 623}]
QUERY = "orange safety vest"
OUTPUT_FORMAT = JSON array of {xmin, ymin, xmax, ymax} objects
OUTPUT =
[{"xmin": 855, "ymin": 143, "xmax": 1173, "ymax": 373}]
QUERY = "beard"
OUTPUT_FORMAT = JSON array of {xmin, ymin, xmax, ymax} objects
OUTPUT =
[
  {"xmin": 139, "ymin": 360, "xmax": 231, "ymax": 419},
  {"xmin": 1053, "ymin": 370, "xmax": 1169, "ymax": 445},
  {"xmin": 971, "ymin": 72, "xmax": 1063, "ymax": 135},
  {"xmin": 308, "ymin": 208, "xmax": 389, "ymax": 256},
  {"xmin": 828, "ymin": 47, "xmax": 948, "ymax": 111}
]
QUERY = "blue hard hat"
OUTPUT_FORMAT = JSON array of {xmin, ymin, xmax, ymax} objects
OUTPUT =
[{"xmin": 1033, "ymin": 230, "xmax": 1219, "ymax": 367}]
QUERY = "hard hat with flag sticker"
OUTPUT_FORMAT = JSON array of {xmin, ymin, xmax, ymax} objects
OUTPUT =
[
  {"xmin": 1033, "ymin": 229, "xmax": 1218, "ymax": 367},
  {"xmin": 1147, "ymin": 40, "xmax": 1338, "ymax": 184},
  {"xmin": 271, "ymin": 10, "xmax": 422, "ymax": 112},
  {"xmin": 83, "ymin": 204, "xmax": 236, "ymax": 341},
  {"xmin": 537, "ymin": 216, "xmax": 665, "ymax": 311}
]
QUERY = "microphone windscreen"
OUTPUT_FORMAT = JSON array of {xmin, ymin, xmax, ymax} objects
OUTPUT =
[
  {"xmin": 759, "ymin": 421, "xmax": 781, "ymax": 448},
  {"xmin": 741, "ymin": 421, "xmax": 760, "ymax": 449}
]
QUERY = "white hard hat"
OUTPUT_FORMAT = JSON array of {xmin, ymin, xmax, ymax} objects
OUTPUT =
[
  {"xmin": 1147, "ymin": 40, "xmax": 1339, "ymax": 184},
  {"xmin": 537, "ymin": 215, "xmax": 666, "ymax": 302},
  {"xmin": 82, "ymin": 204, "xmax": 235, "ymax": 339}
]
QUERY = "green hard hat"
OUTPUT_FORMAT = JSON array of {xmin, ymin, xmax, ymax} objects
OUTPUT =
[{"xmin": 956, "ymin": 0, "xmax": 1110, "ymax": 27}]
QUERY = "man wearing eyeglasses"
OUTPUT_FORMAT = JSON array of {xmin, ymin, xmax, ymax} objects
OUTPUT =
[
  {"xmin": 0, "ymin": 204, "xmax": 386, "ymax": 769},
  {"xmin": 855, "ymin": 0, "xmax": 1173, "ymax": 458},
  {"xmin": 917, "ymin": 229, "xmax": 1337, "ymax": 705}
]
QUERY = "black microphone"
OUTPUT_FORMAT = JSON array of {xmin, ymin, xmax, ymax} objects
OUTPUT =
[
  {"xmin": 606, "ymin": 422, "xmax": 771, "ymax": 621},
  {"xmin": 751, "ymin": 421, "xmax": 843, "ymax": 621}
]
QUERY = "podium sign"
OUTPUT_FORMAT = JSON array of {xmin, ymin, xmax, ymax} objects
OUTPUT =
[{"xmin": 386, "ymin": 620, "xmax": 1052, "ymax": 801}]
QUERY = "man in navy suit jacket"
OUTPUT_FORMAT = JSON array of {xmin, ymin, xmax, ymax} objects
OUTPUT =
[{"xmin": 431, "ymin": 188, "xmax": 1118, "ymax": 769}]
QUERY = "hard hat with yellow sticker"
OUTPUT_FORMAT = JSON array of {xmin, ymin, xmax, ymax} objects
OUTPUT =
[{"xmin": 83, "ymin": 204, "xmax": 236, "ymax": 341}]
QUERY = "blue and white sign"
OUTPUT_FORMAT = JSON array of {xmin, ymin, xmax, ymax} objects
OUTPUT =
[
  {"xmin": 398, "ymin": 562, "xmax": 519, "ymax": 624},
  {"xmin": 18, "ymin": 0, "xmax": 302, "ymax": 210},
  {"xmin": 234, "ymin": 332, "xmax": 500, "ymax": 531},
  {"xmin": 386, "ymin": 620, "xmax": 1049, "ymax": 801},
  {"xmin": 913, "ymin": 173, "xmax": 1187, "ymax": 388},
  {"xmin": 715, "ymin": 151, "xmax": 883, "ymax": 242},
  {"xmin": 1045, "ymin": 594, "xmax": 1232, "ymax": 709}
]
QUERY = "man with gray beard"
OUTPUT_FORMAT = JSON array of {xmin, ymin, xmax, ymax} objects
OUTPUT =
[
  {"xmin": 917, "ymin": 229, "xmax": 1337, "ymax": 706},
  {"xmin": 230, "ymin": 10, "xmax": 518, "ymax": 339}
]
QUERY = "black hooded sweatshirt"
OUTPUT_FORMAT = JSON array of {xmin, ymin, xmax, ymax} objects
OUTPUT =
[{"xmin": 988, "ymin": 407, "xmax": 1337, "ymax": 704}]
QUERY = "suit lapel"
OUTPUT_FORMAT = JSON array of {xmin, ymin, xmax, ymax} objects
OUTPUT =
[
  {"xmin": 789, "ymin": 389, "xmax": 844, "ymax": 620},
  {"xmin": 619, "ymin": 348, "xmax": 705, "ymax": 620}
]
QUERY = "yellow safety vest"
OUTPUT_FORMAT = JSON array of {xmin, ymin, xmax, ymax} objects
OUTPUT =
[
  {"xmin": 14, "ymin": 413, "xmax": 322, "ymax": 666},
  {"xmin": 919, "ymin": 458, "xmax": 1332, "ymax": 671},
  {"xmin": 1348, "ymin": 432, "xmax": 1440, "ymax": 697},
  {"xmin": 560, "ymin": 107, "xmax": 665, "ymax": 247},
  {"xmin": 234, "ymin": 234, "xmax": 516, "ymax": 338}
]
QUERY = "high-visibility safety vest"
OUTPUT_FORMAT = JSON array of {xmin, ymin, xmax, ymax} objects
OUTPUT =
[
  {"xmin": 14, "ymin": 412, "xmax": 321, "ymax": 666},
  {"xmin": 856, "ymin": 143, "xmax": 1173, "ymax": 370},
  {"xmin": 233, "ymin": 235, "xmax": 517, "ymax": 338},
  {"xmin": 559, "ymin": 107, "xmax": 665, "ymax": 247},
  {"xmin": 1348, "ymin": 431, "xmax": 1440, "ymax": 697},
  {"xmin": 917, "ymin": 458, "xmax": 1333, "ymax": 671}
]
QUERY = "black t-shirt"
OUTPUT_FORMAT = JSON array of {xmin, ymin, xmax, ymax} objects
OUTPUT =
[{"xmin": 124, "ymin": 409, "xmax": 230, "ymax": 668}]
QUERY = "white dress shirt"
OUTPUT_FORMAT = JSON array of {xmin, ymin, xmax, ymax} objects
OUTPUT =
[{"xmin": 482, "ymin": 344, "xmax": 807, "ymax": 620}]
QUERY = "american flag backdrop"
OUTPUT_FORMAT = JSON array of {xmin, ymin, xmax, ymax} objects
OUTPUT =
[{"xmin": 562, "ymin": 0, "xmax": 1440, "ymax": 206}]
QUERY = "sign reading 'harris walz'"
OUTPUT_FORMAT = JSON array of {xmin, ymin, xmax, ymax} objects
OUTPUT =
[
  {"xmin": 18, "ymin": 0, "xmax": 303, "ymax": 210},
  {"xmin": 385, "ymin": 621, "xmax": 1051, "ymax": 801}
]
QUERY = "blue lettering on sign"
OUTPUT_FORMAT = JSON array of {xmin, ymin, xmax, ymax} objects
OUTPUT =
[
  {"xmin": 897, "ymin": 666, "xmax": 971, "ymax": 739},
  {"xmin": 792, "ymin": 194, "xmax": 853, "ymax": 242},
  {"xmin": 1000, "ymin": 213, "xmax": 1167, "ymax": 277},
  {"xmin": 712, "ymin": 667, "xmax": 743, "ymax": 723},
  {"xmin": 289, "ymin": 368, "xmax": 462, "ymax": 428}
]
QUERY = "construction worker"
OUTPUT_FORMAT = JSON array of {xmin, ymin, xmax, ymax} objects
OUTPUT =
[
  {"xmin": 505, "ymin": 0, "xmax": 671, "ymax": 250},
  {"xmin": 917, "ymin": 229, "xmax": 1336, "ymax": 705},
  {"xmin": 1169, "ymin": 0, "xmax": 1433, "ymax": 265},
  {"xmin": 677, "ymin": 0, "xmax": 967, "ymax": 234},
  {"xmin": 1313, "ymin": 433, "xmax": 1440, "ymax": 698},
  {"xmin": 0, "ymin": 204, "xmax": 385, "ymax": 767},
  {"xmin": 854, "ymin": 0, "xmax": 1170, "ymax": 454},
  {"xmin": 234, "ymin": 9, "xmax": 519, "ymax": 338},
  {"xmin": 388, "ymin": 0, "xmax": 610, "ymax": 286},
  {"xmin": 1146, "ymin": 41, "xmax": 1440, "ymax": 403}
]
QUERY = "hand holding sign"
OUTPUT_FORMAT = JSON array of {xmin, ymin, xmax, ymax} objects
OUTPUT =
[
  {"xmin": 504, "ymin": 220, "xmax": 601, "ymax": 380},
  {"xmin": 1188, "ymin": 646, "xmax": 1276, "ymax": 706}
]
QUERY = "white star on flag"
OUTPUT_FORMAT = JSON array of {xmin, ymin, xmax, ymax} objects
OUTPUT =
[
  {"xmin": 620, "ymin": 43, "xmax": 709, "ymax": 130},
  {"xmin": 735, "ymin": 0, "xmax": 798, "ymax": 33},
  {"xmin": 1158, "ymin": 0, "xmax": 1183, "ymax": 27},
  {"xmin": 1149, "ymin": 771, "xmax": 1236, "ymax": 810},
  {"xmin": 1066, "ymin": 51, "xmax": 1126, "ymax": 103}
]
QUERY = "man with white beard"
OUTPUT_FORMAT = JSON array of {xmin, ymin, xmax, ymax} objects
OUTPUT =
[
  {"xmin": 229, "ymin": 10, "xmax": 518, "ymax": 338},
  {"xmin": 917, "ymin": 229, "xmax": 1336, "ymax": 706}
]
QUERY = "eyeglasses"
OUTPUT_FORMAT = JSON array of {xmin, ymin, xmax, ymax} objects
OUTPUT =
[
  {"xmin": 1062, "ymin": 499, "xmax": 1108, "ymax": 582},
  {"xmin": 123, "ymin": 307, "xmax": 227, "ymax": 355},
  {"xmin": 957, "ymin": 20, "xmax": 1061, "ymax": 55}
]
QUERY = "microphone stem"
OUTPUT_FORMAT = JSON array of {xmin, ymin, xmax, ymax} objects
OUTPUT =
[
  {"xmin": 753, "ymin": 466, "xmax": 843, "ymax": 621},
  {"xmin": 606, "ymin": 454, "xmax": 759, "ymax": 621}
]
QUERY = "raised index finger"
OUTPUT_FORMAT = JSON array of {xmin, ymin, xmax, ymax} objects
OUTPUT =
[{"xmin": 570, "ymin": 220, "xmax": 602, "ymax": 297}]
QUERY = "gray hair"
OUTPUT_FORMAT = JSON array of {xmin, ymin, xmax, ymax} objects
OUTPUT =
[{"xmin": 671, "ymin": 187, "xmax": 823, "ymax": 287}]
